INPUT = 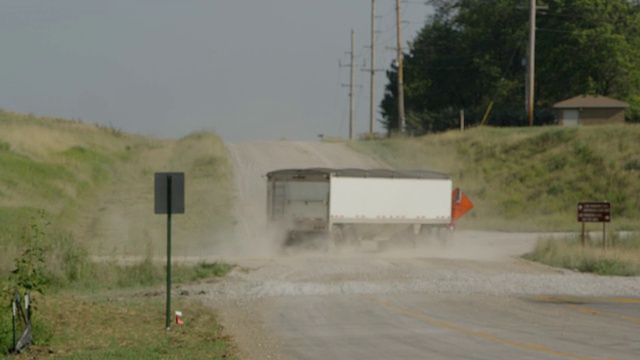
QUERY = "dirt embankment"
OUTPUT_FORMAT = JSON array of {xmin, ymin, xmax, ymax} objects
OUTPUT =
[{"xmin": 74, "ymin": 134, "xmax": 234, "ymax": 262}]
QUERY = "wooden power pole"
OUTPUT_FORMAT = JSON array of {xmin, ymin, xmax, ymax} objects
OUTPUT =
[
  {"xmin": 369, "ymin": 0, "xmax": 376, "ymax": 134},
  {"xmin": 341, "ymin": 30, "xmax": 362, "ymax": 139},
  {"xmin": 527, "ymin": 0, "xmax": 547, "ymax": 127},
  {"xmin": 527, "ymin": 0, "xmax": 536, "ymax": 127},
  {"xmin": 349, "ymin": 30, "xmax": 355, "ymax": 139},
  {"xmin": 396, "ymin": 0, "xmax": 405, "ymax": 133}
]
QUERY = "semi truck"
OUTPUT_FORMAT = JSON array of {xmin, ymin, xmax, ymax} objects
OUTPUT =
[{"xmin": 266, "ymin": 168, "xmax": 471, "ymax": 251}]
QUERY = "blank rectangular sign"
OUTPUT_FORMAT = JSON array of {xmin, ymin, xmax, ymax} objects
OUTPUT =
[{"xmin": 154, "ymin": 172, "xmax": 185, "ymax": 214}]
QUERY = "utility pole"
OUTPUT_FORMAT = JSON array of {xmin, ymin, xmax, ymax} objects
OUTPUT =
[
  {"xmin": 341, "ymin": 30, "xmax": 357, "ymax": 140},
  {"xmin": 527, "ymin": 0, "xmax": 535, "ymax": 127},
  {"xmin": 363, "ymin": 0, "xmax": 384, "ymax": 136},
  {"xmin": 527, "ymin": 0, "xmax": 548, "ymax": 127},
  {"xmin": 349, "ymin": 30, "xmax": 355, "ymax": 139},
  {"xmin": 369, "ymin": 0, "xmax": 376, "ymax": 134},
  {"xmin": 396, "ymin": 0, "xmax": 405, "ymax": 133}
]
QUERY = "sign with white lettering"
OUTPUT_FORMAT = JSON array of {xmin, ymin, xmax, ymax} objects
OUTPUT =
[{"xmin": 577, "ymin": 202, "xmax": 610, "ymax": 223}]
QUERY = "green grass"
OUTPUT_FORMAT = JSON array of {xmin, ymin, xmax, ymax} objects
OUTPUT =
[
  {"xmin": 0, "ymin": 110, "xmax": 237, "ymax": 357},
  {"xmin": 4, "ymin": 295, "xmax": 234, "ymax": 359},
  {"xmin": 0, "ymin": 151, "xmax": 75, "ymax": 204},
  {"xmin": 60, "ymin": 145, "xmax": 115, "ymax": 184},
  {"xmin": 350, "ymin": 125, "xmax": 640, "ymax": 231},
  {"xmin": 86, "ymin": 261, "xmax": 234, "ymax": 291},
  {"xmin": 0, "ymin": 230, "xmax": 234, "ymax": 356},
  {"xmin": 524, "ymin": 233, "xmax": 640, "ymax": 276}
]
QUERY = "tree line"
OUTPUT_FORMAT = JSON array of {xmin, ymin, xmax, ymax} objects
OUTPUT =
[{"xmin": 380, "ymin": 0, "xmax": 640, "ymax": 135}]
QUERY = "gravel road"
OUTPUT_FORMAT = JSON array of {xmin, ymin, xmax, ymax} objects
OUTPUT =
[{"xmin": 190, "ymin": 141, "xmax": 640, "ymax": 360}]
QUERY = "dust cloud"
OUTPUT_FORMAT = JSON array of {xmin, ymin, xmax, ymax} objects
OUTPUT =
[{"xmin": 215, "ymin": 141, "xmax": 540, "ymax": 263}]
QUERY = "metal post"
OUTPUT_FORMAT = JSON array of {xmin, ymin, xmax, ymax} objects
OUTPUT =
[
  {"xmin": 12, "ymin": 300, "xmax": 16, "ymax": 350},
  {"xmin": 166, "ymin": 175, "xmax": 172, "ymax": 330},
  {"xmin": 25, "ymin": 293, "xmax": 30, "ymax": 323},
  {"xmin": 603, "ymin": 223, "xmax": 606, "ymax": 250},
  {"xmin": 581, "ymin": 222, "xmax": 585, "ymax": 247}
]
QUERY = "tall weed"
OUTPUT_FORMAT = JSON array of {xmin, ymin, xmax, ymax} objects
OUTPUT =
[{"xmin": 525, "ymin": 233, "xmax": 640, "ymax": 276}]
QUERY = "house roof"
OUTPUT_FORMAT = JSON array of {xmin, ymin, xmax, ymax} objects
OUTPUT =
[
  {"xmin": 266, "ymin": 168, "xmax": 451, "ymax": 180},
  {"xmin": 553, "ymin": 95, "xmax": 629, "ymax": 109}
]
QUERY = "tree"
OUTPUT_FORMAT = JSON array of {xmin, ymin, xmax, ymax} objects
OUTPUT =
[
  {"xmin": 380, "ymin": 0, "xmax": 640, "ymax": 133},
  {"xmin": 536, "ymin": 0, "xmax": 640, "ymax": 104}
]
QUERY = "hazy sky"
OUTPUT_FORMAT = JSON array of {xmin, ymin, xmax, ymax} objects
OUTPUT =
[{"xmin": 1, "ymin": 1, "xmax": 433, "ymax": 141}]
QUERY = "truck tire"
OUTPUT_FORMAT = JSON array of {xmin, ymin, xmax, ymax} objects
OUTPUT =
[
  {"xmin": 415, "ymin": 225, "xmax": 432, "ymax": 247},
  {"xmin": 436, "ymin": 227, "xmax": 454, "ymax": 245},
  {"xmin": 328, "ymin": 225, "xmax": 345, "ymax": 253},
  {"xmin": 284, "ymin": 231, "xmax": 297, "ymax": 247},
  {"xmin": 387, "ymin": 227, "xmax": 417, "ymax": 249},
  {"xmin": 343, "ymin": 225, "xmax": 361, "ymax": 248}
]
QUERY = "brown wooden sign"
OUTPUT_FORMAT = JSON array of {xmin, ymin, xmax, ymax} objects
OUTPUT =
[{"xmin": 577, "ymin": 202, "xmax": 611, "ymax": 223}]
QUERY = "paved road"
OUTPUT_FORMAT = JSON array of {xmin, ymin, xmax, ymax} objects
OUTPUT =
[
  {"xmin": 203, "ymin": 141, "xmax": 640, "ymax": 360},
  {"xmin": 265, "ymin": 293, "xmax": 640, "ymax": 360}
]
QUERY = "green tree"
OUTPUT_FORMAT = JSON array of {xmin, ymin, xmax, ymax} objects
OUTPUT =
[
  {"xmin": 536, "ymin": 0, "xmax": 640, "ymax": 107},
  {"xmin": 381, "ymin": 0, "xmax": 640, "ymax": 133}
]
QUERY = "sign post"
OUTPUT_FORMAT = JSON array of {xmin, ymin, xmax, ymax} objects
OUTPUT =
[
  {"xmin": 577, "ymin": 202, "xmax": 610, "ymax": 248},
  {"xmin": 155, "ymin": 173, "xmax": 185, "ymax": 330}
]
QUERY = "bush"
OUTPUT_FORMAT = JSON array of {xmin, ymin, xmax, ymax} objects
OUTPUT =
[
  {"xmin": 175, "ymin": 262, "xmax": 235, "ymax": 283},
  {"xmin": 1, "ymin": 210, "xmax": 57, "ymax": 354},
  {"xmin": 9, "ymin": 211, "xmax": 50, "ymax": 296}
]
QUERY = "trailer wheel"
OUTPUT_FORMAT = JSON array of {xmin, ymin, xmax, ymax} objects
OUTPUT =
[
  {"xmin": 436, "ymin": 227, "xmax": 454, "ymax": 245},
  {"xmin": 415, "ymin": 225, "xmax": 432, "ymax": 247},
  {"xmin": 328, "ymin": 226, "xmax": 345, "ymax": 253},
  {"xmin": 386, "ymin": 227, "xmax": 417, "ymax": 250},
  {"xmin": 343, "ymin": 226, "xmax": 361, "ymax": 248}
]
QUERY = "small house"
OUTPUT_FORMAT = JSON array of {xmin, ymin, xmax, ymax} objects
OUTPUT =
[{"xmin": 553, "ymin": 95, "xmax": 629, "ymax": 126}]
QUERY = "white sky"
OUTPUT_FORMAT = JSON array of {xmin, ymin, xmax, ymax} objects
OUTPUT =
[{"xmin": 0, "ymin": 1, "xmax": 433, "ymax": 141}]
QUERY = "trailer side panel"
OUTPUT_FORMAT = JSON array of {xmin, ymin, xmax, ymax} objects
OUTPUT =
[{"xmin": 329, "ymin": 176, "xmax": 452, "ymax": 224}]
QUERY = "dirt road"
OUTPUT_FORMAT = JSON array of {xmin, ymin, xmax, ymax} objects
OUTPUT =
[{"xmin": 195, "ymin": 141, "xmax": 640, "ymax": 360}]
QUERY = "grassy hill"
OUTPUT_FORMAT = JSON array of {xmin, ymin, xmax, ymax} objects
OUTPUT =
[
  {"xmin": 350, "ymin": 124, "xmax": 640, "ymax": 231},
  {"xmin": 0, "ymin": 110, "xmax": 235, "ymax": 356},
  {"xmin": 0, "ymin": 110, "xmax": 235, "ymax": 274}
]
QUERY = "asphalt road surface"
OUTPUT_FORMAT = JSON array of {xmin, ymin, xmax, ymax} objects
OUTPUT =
[{"xmin": 191, "ymin": 141, "xmax": 640, "ymax": 360}]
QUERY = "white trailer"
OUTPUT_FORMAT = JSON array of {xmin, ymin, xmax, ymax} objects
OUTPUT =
[{"xmin": 266, "ymin": 168, "xmax": 455, "ymax": 250}]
